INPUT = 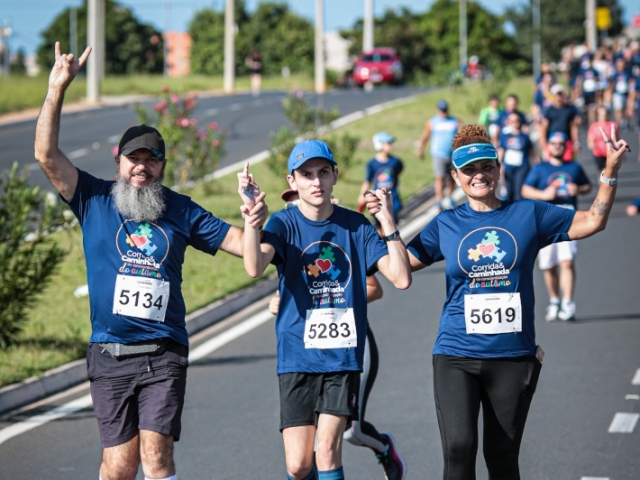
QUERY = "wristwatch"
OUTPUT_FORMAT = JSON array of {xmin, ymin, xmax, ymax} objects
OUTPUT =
[
  {"xmin": 600, "ymin": 171, "xmax": 618, "ymax": 186},
  {"xmin": 382, "ymin": 230, "xmax": 401, "ymax": 242}
]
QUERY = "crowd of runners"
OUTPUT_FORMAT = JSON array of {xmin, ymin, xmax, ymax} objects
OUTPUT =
[{"xmin": 31, "ymin": 40, "xmax": 637, "ymax": 480}]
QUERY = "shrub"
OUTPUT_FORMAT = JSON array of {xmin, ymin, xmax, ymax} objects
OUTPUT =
[
  {"xmin": 0, "ymin": 163, "xmax": 70, "ymax": 348},
  {"xmin": 135, "ymin": 87, "xmax": 227, "ymax": 186}
]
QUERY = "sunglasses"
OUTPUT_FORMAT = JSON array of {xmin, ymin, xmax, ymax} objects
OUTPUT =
[{"xmin": 548, "ymin": 141, "xmax": 566, "ymax": 146}]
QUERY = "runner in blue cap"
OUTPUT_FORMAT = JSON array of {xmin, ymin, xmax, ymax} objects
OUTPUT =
[
  {"xmin": 366, "ymin": 123, "xmax": 629, "ymax": 479},
  {"xmin": 239, "ymin": 139, "xmax": 411, "ymax": 480}
]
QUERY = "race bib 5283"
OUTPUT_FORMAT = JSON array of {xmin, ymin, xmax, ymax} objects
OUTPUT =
[{"xmin": 304, "ymin": 308, "xmax": 357, "ymax": 349}]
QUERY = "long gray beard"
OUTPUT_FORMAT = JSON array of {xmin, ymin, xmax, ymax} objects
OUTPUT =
[{"xmin": 111, "ymin": 174, "xmax": 166, "ymax": 222}]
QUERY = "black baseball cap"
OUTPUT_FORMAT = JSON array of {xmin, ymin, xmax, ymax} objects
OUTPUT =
[{"xmin": 117, "ymin": 125, "xmax": 166, "ymax": 160}]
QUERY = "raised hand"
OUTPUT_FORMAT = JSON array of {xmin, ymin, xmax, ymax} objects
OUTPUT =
[
  {"xmin": 364, "ymin": 188, "xmax": 393, "ymax": 222},
  {"xmin": 49, "ymin": 41, "xmax": 92, "ymax": 91},
  {"xmin": 237, "ymin": 161, "xmax": 260, "ymax": 208},
  {"xmin": 599, "ymin": 123, "xmax": 630, "ymax": 174}
]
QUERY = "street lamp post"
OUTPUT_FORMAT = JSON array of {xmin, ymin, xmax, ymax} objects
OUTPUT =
[
  {"xmin": 532, "ymin": 0, "xmax": 541, "ymax": 82},
  {"xmin": 459, "ymin": 0, "xmax": 467, "ymax": 71},
  {"xmin": 315, "ymin": 0, "xmax": 326, "ymax": 94},
  {"xmin": 223, "ymin": 0, "xmax": 235, "ymax": 93}
]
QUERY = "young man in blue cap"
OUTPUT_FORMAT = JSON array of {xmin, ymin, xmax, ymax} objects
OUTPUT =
[
  {"xmin": 522, "ymin": 131, "xmax": 591, "ymax": 321},
  {"xmin": 239, "ymin": 140, "xmax": 411, "ymax": 480},
  {"xmin": 417, "ymin": 100, "xmax": 461, "ymax": 210},
  {"xmin": 358, "ymin": 131, "xmax": 404, "ymax": 226}
]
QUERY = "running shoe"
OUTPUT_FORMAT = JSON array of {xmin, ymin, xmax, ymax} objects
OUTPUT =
[
  {"xmin": 545, "ymin": 302, "xmax": 560, "ymax": 322},
  {"xmin": 557, "ymin": 301, "xmax": 576, "ymax": 321},
  {"xmin": 376, "ymin": 432, "xmax": 407, "ymax": 480}
]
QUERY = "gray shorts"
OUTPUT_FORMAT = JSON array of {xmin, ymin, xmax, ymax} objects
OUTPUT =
[
  {"xmin": 87, "ymin": 340, "xmax": 188, "ymax": 448},
  {"xmin": 432, "ymin": 156, "xmax": 452, "ymax": 177},
  {"xmin": 278, "ymin": 372, "xmax": 360, "ymax": 431}
]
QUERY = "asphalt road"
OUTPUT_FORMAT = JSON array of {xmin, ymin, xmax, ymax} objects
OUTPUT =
[
  {"xmin": 1, "ymin": 101, "xmax": 639, "ymax": 479},
  {"xmin": 0, "ymin": 86, "xmax": 423, "ymax": 191}
]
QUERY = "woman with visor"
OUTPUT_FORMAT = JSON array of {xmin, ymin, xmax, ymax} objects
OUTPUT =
[{"xmin": 365, "ymin": 124, "xmax": 629, "ymax": 479}]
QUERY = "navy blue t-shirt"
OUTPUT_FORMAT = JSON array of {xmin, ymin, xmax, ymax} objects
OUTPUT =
[
  {"xmin": 262, "ymin": 205, "xmax": 388, "ymax": 375},
  {"xmin": 544, "ymin": 105, "xmax": 579, "ymax": 138},
  {"xmin": 499, "ymin": 132, "xmax": 533, "ymax": 172},
  {"xmin": 64, "ymin": 169, "xmax": 231, "ymax": 346},
  {"xmin": 523, "ymin": 161, "xmax": 591, "ymax": 209},
  {"xmin": 407, "ymin": 200, "xmax": 575, "ymax": 359},
  {"xmin": 498, "ymin": 109, "xmax": 528, "ymax": 129},
  {"xmin": 578, "ymin": 67, "xmax": 599, "ymax": 93},
  {"xmin": 365, "ymin": 155, "xmax": 404, "ymax": 213}
]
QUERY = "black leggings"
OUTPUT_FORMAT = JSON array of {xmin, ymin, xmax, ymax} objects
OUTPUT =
[
  {"xmin": 343, "ymin": 325, "xmax": 388, "ymax": 453},
  {"xmin": 433, "ymin": 354, "xmax": 542, "ymax": 480}
]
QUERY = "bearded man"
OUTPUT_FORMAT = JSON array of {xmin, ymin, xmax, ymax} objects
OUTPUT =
[{"xmin": 34, "ymin": 43, "xmax": 267, "ymax": 480}]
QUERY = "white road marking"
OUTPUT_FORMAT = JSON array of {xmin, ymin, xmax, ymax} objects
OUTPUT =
[
  {"xmin": 0, "ymin": 310, "xmax": 275, "ymax": 446},
  {"xmin": 632, "ymin": 368, "xmax": 640, "ymax": 385},
  {"xmin": 205, "ymin": 108, "xmax": 219, "ymax": 116},
  {"xmin": 0, "ymin": 394, "xmax": 92, "ymax": 446},
  {"xmin": 625, "ymin": 394, "xmax": 640, "ymax": 400},
  {"xmin": 581, "ymin": 477, "xmax": 610, "ymax": 480},
  {"xmin": 608, "ymin": 412, "xmax": 639, "ymax": 433},
  {"xmin": 230, "ymin": 103, "xmax": 242, "ymax": 111},
  {"xmin": 67, "ymin": 148, "xmax": 89, "ymax": 159},
  {"xmin": 107, "ymin": 135, "xmax": 120, "ymax": 143}
]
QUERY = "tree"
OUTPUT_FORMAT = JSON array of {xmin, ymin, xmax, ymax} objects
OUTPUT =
[
  {"xmin": 504, "ymin": 0, "xmax": 625, "ymax": 63},
  {"xmin": 189, "ymin": 1, "xmax": 314, "ymax": 76},
  {"xmin": 37, "ymin": 0, "xmax": 164, "ymax": 75},
  {"xmin": 0, "ymin": 164, "xmax": 69, "ymax": 348},
  {"xmin": 11, "ymin": 47, "xmax": 28, "ymax": 75}
]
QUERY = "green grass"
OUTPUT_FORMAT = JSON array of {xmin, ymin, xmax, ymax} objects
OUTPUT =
[
  {"xmin": 0, "ymin": 76, "xmax": 534, "ymax": 388},
  {"xmin": 0, "ymin": 73, "xmax": 315, "ymax": 116}
]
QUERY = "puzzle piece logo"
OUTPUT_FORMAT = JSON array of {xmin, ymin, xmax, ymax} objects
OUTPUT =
[
  {"xmin": 129, "ymin": 223, "xmax": 157, "ymax": 256},
  {"xmin": 468, "ymin": 230, "xmax": 507, "ymax": 263},
  {"xmin": 302, "ymin": 241, "xmax": 352, "ymax": 298},
  {"xmin": 117, "ymin": 220, "xmax": 169, "ymax": 272}
]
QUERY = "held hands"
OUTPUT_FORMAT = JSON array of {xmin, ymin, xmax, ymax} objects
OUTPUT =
[
  {"xmin": 237, "ymin": 162, "xmax": 267, "ymax": 229},
  {"xmin": 363, "ymin": 188, "xmax": 394, "ymax": 225},
  {"xmin": 599, "ymin": 123, "xmax": 630, "ymax": 175},
  {"xmin": 49, "ymin": 41, "xmax": 92, "ymax": 91}
]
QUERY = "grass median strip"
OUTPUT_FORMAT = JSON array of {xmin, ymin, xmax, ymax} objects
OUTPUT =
[{"xmin": 0, "ymin": 77, "xmax": 533, "ymax": 388}]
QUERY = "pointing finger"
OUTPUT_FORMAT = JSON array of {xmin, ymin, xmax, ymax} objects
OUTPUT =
[
  {"xmin": 610, "ymin": 123, "xmax": 618, "ymax": 144},
  {"xmin": 78, "ymin": 46, "xmax": 92, "ymax": 67},
  {"xmin": 243, "ymin": 161, "xmax": 250, "ymax": 177},
  {"xmin": 55, "ymin": 41, "xmax": 61, "ymax": 60}
]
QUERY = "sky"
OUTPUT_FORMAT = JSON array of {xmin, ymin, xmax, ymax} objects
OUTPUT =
[{"xmin": 0, "ymin": 0, "xmax": 638, "ymax": 56}]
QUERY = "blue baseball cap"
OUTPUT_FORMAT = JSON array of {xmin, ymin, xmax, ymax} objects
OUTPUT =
[
  {"xmin": 372, "ymin": 131, "xmax": 395, "ymax": 151},
  {"xmin": 452, "ymin": 143, "xmax": 498, "ymax": 169},
  {"xmin": 437, "ymin": 100, "xmax": 448, "ymax": 111},
  {"xmin": 287, "ymin": 140, "xmax": 336, "ymax": 174},
  {"xmin": 548, "ymin": 131, "xmax": 568, "ymax": 143}
]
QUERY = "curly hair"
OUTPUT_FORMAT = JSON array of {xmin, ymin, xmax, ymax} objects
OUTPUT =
[{"xmin": 452, "ymin": 125, "xmax": 491, "ymax": 151}]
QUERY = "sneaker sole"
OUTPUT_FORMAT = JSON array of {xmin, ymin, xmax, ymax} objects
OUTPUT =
[{"xmin": 380, "ymin": 431, "xmax": 407, "ymax": 480}]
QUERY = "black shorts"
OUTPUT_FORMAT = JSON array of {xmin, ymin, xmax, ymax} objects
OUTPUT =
[
  {"xmin": 87, "ymin": 340, "xmax": 188, "ymax": 448},
  {"xmin": 278, "ymin": 371, "xmax": 360, "ymax": 431},
  {"xmin": 583, "ymin": 91, "xmax": 597, "ymax": 107}
]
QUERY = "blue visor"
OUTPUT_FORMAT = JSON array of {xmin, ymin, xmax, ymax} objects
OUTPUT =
[{"xmin": 452, "ymin": 143, "xmax": 498, "ymax": 169}]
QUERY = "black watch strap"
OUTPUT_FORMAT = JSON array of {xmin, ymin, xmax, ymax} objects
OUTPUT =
[{"xmin": 382, "ymin": 230, "xmax": 401, "ymax": 242}]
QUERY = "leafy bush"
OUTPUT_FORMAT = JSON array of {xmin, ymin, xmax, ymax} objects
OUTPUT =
[
  {"xmin": 0, "ymin": 163, "xmax": 70, "ymax": 348},
  {"xmin": 135, "ymin": 87, "xmax": 227, "ymax": 186},
  {"xmin": 268, "ymin": 93, "xmax": 359, "ymax": 184}
]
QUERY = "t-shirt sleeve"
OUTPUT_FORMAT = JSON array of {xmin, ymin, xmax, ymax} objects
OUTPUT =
[
  {"xmin": 262, "ymin": 214, "xmax": 287, "ymax": 265},
  {"xmin": 535, "ymin": 201, "xmax": 576, "ymax": 248},
  {"xmin": 407, "ymin": 217, "xmax": 443, "ymax": 266},
  {"xmin": 188, "ymin": 202, "xmax": 232, "ymax": 255},
  {"xmin": 499, "ymin": 133, "xmax": 507, "ymax": 149},
  {"xmin": 396, "ymin": 158, "xmax": 404, "ymax": 175},
  {"xmin": 363, "ymin": 222, "xmax": 389, "ymax": 275},
  {"xmin": 62, "ymin": 168, "xmax": 105, "ymax": 225},
  {"xmin": 523, "ymin": 166, "xmax": 540, "ymax": 187},
  {"xmin": 576, "ymin": 165, "xmax": 591, "ymax": 187},
  {"xmin": 365, "ymin": 160, "xmax": 375, "ymax": 182}
]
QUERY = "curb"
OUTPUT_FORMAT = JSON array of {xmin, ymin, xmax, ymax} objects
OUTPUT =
[{"xmin": 0, "ymin": 90, "xmax": 431, "ymax": 416}]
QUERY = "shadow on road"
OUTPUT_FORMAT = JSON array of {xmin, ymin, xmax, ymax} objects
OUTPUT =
[
  {"xmin": 190, "ymin": 353, "xmax": 276, "ymax": 368},
  {"xmin": 574, "ymin": 312, "xmax": 640, "ymax": 323}
]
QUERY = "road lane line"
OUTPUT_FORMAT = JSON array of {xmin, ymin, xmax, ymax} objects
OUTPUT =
[
  {"xmin": 205, "ymin": 108, "xmax": 220, "ymax": 116},
  {"xmin": 189, "ymin": 310, "xmax": 273, "ymax": 363},
  {"xmin": 581, "ymin": 477, "xmax": 610, "ymax": 480},
  {"xmin": 0, "ymin": 310, "xmax": 275, "ymax": 446},
  {"xmin": 67, "ymin": 148, "xmax": 89, "ymax": 159},
  {"xmin": 0, "ymin": 394, "xmax": 92, "ymax": 446},
  {"xmin": 632, "ymin": 368, "xmax": 640, "ymax": 385},
  {"xmin": 107, "ymin": 135, "xmax": 120, "ymax": 143},
  {"xmin": 230, "ymin": 103, "xmax": 242, "ymax": 111},
  {"xmin": 608, "ymin": 412, "xmax": 639, "ymax": 433}
]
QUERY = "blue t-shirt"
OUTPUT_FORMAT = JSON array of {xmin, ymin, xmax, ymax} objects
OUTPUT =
[
  {"xmin": 499, "ymin": 132, "xmax": 533, "ymax": 172},
  {"xmin": 498, "ymin": 109, "xmax": 528, "ymax": 130},
  {"xmin": 610, "ymin": 71, "xmax": 633, "ymax": 95},
  {"xmin": 523, "ymin": 161, "xmax": 591, "ymax": 209},
  {"xmin": 262, "ymin": 205, "xmax": 388, "ymax": 375},
  {"xmin": 365, "ymin": 156, "xmax": 404, "ymax": 213},
  {"xmin": 64, "ymin": 169, "xmax": 231, "ymax": 347},
  {"xmin": 578, "ymin": 67, "xmax": 599, "ymax": 93},
  {"xmin": 430, "ymin": 116, "xmax": 459, "ymax": 159},
  {"xmin": 407, "ymin": 200, "xmax": 575, "ymax": 359},
  {"xmin": 534, "ymin": 89, "xmax": 554, "ymax": 115},
  {"xmin": 544, "ymin": 105, "xmax": 579, "ymax": 138}
]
